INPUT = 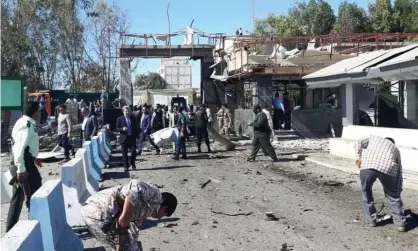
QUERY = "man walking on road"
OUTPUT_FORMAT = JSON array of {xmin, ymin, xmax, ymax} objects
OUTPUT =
[
  {"xmin": 6, "ymin": 101, "xmax": 43, "ymax": 232},
  {"xmin": 195, "ymin": 106, "xmax": 212, "ymax": 153},
  {"xmin": 81, "ymin": 108, "xmax": 99, "ymax": 142},
  {"xmin": 355, "ymin": 136, "xmax": 406, "ymax": 232},
  {"xmin": 116, "ymin": 106, "xmax": 139, "ymax": 171},
  {"xmin": 137, "ymin": 105, "xmax": 160, "ymax": 156},
  {"xmin": 173, "ymin": 107, "xmax": 188, "ymax": 160},
  {"xmin": 247, "ymin": 104, "xmax": 278, "ymax": 162}
]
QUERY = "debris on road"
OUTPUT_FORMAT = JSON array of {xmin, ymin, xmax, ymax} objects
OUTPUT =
[
  {"xmin": 162, "ymin": 223, "xmax": 177, "ymax": 228},
  {"xmin": 322, "ymin": 181, "xmax": 344, "ymax": 187},
  {"xmin": 256, "ymin": 171, "xmax": 262, "ymax": 175},
  {"xmin": 265, "ymin": 212, "xmax": 279, "ymax": 221},
  {"xmin": 210, "ymin": 209, "xmax": 253, "ymax": 217},
  {"xmin": 191, "ymin": 221, "xmax": 199, "ymax": 226},
  {"xmin": 200, "ymin": 179, "xmax": 211, "ymax": 188}
]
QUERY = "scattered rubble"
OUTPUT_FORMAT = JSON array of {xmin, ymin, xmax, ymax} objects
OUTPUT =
[
  {"xmin": 210, "ymin": 209, "xmax": 253, "ymax": 217},
  {"xmin": 264, "ymin": 212, "xmax": 279, "ymax": 221},
  {"xmin": 200, "ymin": 179, "xmax": 211, "ymax": 189}
]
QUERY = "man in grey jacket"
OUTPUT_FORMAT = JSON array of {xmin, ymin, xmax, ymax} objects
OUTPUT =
[{"xmin": 81, "ymin": 108, "xmax": 99, "ymax": 141}]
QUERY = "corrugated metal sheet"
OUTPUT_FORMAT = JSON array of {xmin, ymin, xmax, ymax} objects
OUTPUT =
[
  {"xmin": 303, "ymin": 50, "xmax": 387, "ymax": 79},
  {"xmin": 373, "ymin": 46, "xmax": 418, "ymax": 68}
]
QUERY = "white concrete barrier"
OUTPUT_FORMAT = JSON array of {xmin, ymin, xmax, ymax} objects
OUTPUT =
[
  {"xmin": 100, "ymin": 129, "xmax": 111, "ymax": 155},
  {"xmin": 1, "ymin": 220, "xmax": 44, "ymax": 251},
  {"xmin": 75, "ymin": 148, "xmax": 99, "ymax": 194},
  {"xmin": 29, "ymin": 179, "xmax": 83, "ymax": 251},
  {"xmin": 1, "ymin": 170, "xmax": 13, "ymax": 204},
  {"xmin": 61, "ymin": 158, "xmax": 91, "ymax": 227},
  {"xmin": 82, "ymin": 141, "xmax": 102, "ymax": 181},
  {"xmin": 97, "ymin": 131, "xmax": 110, "ymax": 162},
  {"xmin": 91, "ymin": 136, "xmax": 105, "ymax": 168},
  {"xmin": 330, "ymin": 137, "xmax": 418, "ymax": 173}
]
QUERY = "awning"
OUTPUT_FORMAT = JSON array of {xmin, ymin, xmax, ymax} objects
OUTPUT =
[
  {"xmin": 367, "ymin": 46, "xmax": 418, "ymax": 81},
  {"xmin": 304, "ymin": 44, "xmax": 418, "ymax": 89}
]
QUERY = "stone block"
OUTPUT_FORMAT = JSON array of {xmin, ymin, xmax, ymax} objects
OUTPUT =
[
  {"xmin": 75, "ymin": 148, "xmax": 99, "ymax": 194},
  {"xmin": 97, "ymin": 132, "xmax": 110, "ymax": 161},
  {"xmin": 82, "ymin": 141, "xmax": 102, "ymax": 181},
  {"xmin": 91, "ymin": 136, "xmax": 105, "ymax": 168},
  {"xmin": 1, "ymin": 170, "xmax": 13, "ymax": 204},
  {"xmin": 1, "ymin": 220, "xmax": 44, "ymax": 251},
  {"xmin": 61, "ymin": 158, "xmax": 91, "ymax": 227},
  {"xmin": 29, "ymin": 180, "xmax": 83, "ymax": 251}
]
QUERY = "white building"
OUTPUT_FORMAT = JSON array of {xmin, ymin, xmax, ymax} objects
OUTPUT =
[{"xmin": 159, "ymin": 58, "xmax": 192, "ymax": 89}]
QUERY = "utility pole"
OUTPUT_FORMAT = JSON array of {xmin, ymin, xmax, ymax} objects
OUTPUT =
[{"xmin": 252, "ymin": 0, "xmax": 256, "ymax": 31}]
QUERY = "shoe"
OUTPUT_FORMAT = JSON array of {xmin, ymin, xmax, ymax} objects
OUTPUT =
[
  {"xmin": 137, "ymin": 151, "xmax": 142, "ymax": 156},
  {"xmin": 368, "ymin": 220, "xmax": 377, "ymax": 227},
  {"xmin": 181, "ymin": 155, "xmax": 188, "ymax": 159},
  {"xmin": 247, "ymin": 158, "xmax": 256, "ymax": 162},
  {"xmin": 156, "ymin": 150, "xmax": 161, "ymax": 155},
  {"xmin": 197, "ymin": 149, "xmax": 202, "ymax": 154},
  {"xmin": 272, "ymin": 158, "xmax": 279, "ymax": 163},
  {"xmin": 172, "ymin": 156, "xmax": 179, "ymax": 160},
  {"xmin": 131, "ymin": 163, "xmax": 136, "ymax": 170},
  {"xmin": 397, "ymin": 226, "xmax": 406, "ymax": 232},
  {"xmin": 207, "ymin": 148, "xmax": 212, "ymax": 153},
  {"xmin": 124, "ymin": 167, "xmax": 129, "ymax": 172}
]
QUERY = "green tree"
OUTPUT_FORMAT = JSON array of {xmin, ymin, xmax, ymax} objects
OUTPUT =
[
  {"xmin": 334, "ymin": 1, "xmax": 370, "ymax": 34},
  {"xmin": 254, "ymin": 14, "xmax": 298, "ymax": 36},
  {"xmin": 369, "ymin": 0, "xmax": 393, "ymax": 32},
  {"xmin": 288, "ymin": 0, "xmax": 336, "ymax": 35},
  {"xmin": 393, "ymin": 0, "xmax": 418, "ymax": 32},
  {"xmin": 134, "ymin": 73, "xmax": 166, "ymax": 90}
]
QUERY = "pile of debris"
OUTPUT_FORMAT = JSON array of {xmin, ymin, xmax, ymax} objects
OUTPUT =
[{"xmin": 38, "ymin": 118, "xmax": 82, "ymax": 150}]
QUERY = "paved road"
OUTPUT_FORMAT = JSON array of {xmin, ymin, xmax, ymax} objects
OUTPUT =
[{"xmin": 2, "ymin": 141, "xmax": 418, "ymax": 251}]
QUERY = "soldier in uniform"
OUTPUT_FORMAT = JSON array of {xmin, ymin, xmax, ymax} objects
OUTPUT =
[
  {"xmin": 195, "ymin": 106, "xmax": 212, "ymax": 153},
  {"xmin": 216, "ymin": 104, "xmax": 224, "ymax": 133},
  {"xmin": 6, "ymin": 101, "xmax": 43, "ymax": 232},
  {"xmin": 173, "ymin": 107, "xmax": 188, "ymax": 160},
  {"xmin": 247, "ymin": 104, "xmax": 279, "ymax": 163},
  {"xmin": 220, "ymin": 103, "xmax": 232, "ymax": 137}
]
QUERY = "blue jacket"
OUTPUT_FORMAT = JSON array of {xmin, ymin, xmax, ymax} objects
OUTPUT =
[
  {"xmin": 141, "ymin": 114, "xmax": 152, "ymax": 135},
  {"xmin": 273, "ymin": 97, "xmax": 284, "ymax": 110}
]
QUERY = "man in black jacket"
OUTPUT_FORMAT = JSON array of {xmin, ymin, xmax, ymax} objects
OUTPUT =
[
  {"xmin": 81, "ymin": 108, "xmax": 99, "ymax": 141},
  {"xmin": 116, "ymin": 106, "xmax": 139, "ymax": 171},
  {"xmin": 195, "ymin": 106, "xmax": 212, "ymax": 153}
]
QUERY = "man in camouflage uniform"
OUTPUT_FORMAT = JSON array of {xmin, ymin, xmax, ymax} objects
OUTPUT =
[
  {"xmin": 247, "ymin": 104, "xmax": 278, "ymax": 162},
  {"xmin": 220, "ymin": 104, "xmax": 232, "ymax": 137},
  {"xmin": 216, "ymin": 104, "xmax": 224, "ymax": 133}
]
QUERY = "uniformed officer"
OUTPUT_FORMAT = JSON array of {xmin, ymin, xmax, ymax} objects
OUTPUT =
[
  {"xmin": 6, "ymin": 101, "xmax": 43, "ymax": 232},
  {"xmin": 247, "ymin": 104, "xmax": 278, "ymax": 162},
  {"xmin": 173, "ymin": 107, "xmax": 188, "ymax": 160},
  {"xmin": 220, "ymin": 104, "xmax": 232, "ymax": 137},
  {"xmin": 195, "ymin": 106, "xmax": 212, "ymax": 153},
  {"xmin": 216, "ymin": 104, "xmax": 224, "ymax": 133}
]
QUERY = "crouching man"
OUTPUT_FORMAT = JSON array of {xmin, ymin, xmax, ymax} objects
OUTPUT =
[
  {"xmin": 81, "ymin": 180, "xmax": 178, "ymax": 250},
  {"xmin": 355, "ymin": 136, "xmax": 406, "ymax": 232}
]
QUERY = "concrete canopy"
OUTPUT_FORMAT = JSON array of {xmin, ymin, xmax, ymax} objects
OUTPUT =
[
  {"xmin": 303, "ymin": 44, "xmax": 418, "ymax": 89},
  {"xmin": 367, "ymin": 46, "xmax": 418, "ymax": 81}
]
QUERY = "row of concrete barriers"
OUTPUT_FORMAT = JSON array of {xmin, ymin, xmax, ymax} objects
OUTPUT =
[{"xmin": 1, "ymin": 126, "xmax": 112, "ymax": 251}]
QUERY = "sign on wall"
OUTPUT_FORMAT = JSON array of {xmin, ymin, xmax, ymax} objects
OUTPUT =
[{"xmin": 1, "ymin": 77, "xmax": 24, "ymax": 111}]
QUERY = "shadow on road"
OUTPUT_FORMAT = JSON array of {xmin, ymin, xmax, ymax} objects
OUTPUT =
[
  {"xmin": 141, "ymin": 217, "xmax": 180, "ymax": 230},
  {"xmin": 84, "ymin": 248, "xmax": 106, "ymax": 251},
  {"xmin": 139, "ymin": 165, "xmax": 194, "ymax": 171},
  {"xmin": 405, "ymin": 209, "xmax": 418, "ymax": 232},
  {"xmin": 102, "ymin": 171, "xmax": 130, "ymax": 180},
  {"xmin": 185, "ymin": 155, "xmax": 233, "ymax": 160}
]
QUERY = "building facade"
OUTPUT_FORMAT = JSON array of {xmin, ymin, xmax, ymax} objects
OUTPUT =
[{"xmin": 159, "ymin": 58, "xmax": 192, "ymax": 90}]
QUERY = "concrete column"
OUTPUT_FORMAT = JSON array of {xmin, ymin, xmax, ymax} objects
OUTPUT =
[
  {"xmin": 305, "ymin": 89, "xmax": 313, "ymax": 109},
  {"xmin": 201, "ymin": 58, "xmax": 220, "ymax": 108},
  {"xmin": 341, "ymin": 83, "xmax": 357, "ymax": 126},
  {"xmin": 119, "ymin": 58, "xmax": 132, "ymax": 105},
  {"xmin": 404, "ymin": 81, "xmax": 418, "ymax": 125}
]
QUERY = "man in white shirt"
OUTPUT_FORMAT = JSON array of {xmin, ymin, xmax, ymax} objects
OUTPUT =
[{"xmin": 6, "ymin": 101, "xmax": 43, "ymax": 232}]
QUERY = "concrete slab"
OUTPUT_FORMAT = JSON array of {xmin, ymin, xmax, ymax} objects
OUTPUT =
[
  {"xmin": 97, "ymin": 132, "xmax": 109, "ymax": 162},
  {"xmin": 1, "ymin": 220, "xmax": 44, "ymax": 251},
  {"xmin": 82, "ymin": 141, "xmax": 102, "ymax": 181},
  {"xmin": 61, "ymin": 158, "xmax": 91, "ymax": 227},
  {"xmin": 91, "ymin": 136, "xmax": 105, "ymax": 168},
  {"xmin": 75, "ymin": 148, "xmax": 99, "ymax": 195},
  {"xmin": 29, "ymin": 179, "xmax": 83, "ymax": 251},
  {"xmin": 1, "ymin": 170, "xmax": 13, "ymax": 204}
]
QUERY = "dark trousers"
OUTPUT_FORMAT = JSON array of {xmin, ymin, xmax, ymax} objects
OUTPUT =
[
  {"xmin": 39, "ymin": 109, "xmax": 47, "ymax": 124},
  {"xmin": 58, "ymin": 134, "xmax": 73, "ymax": 158},
  {"xmin": 6, "ymin": 158, "xmax": 42, "ymax": 232},
  {"xmin": 248, "ymin": 133, "xmax": 277, "ymax": 160},
  {"xmin": 137, "ymin": 133, "xmax": 160, "ymax": 154},
  {"xmin": 360, "ymin": 169, "xmax": 405, "ymax": 226},
  {"xmin": 121, "ymin": 136, "xmax": 137, "ymax": 168},
  {"xmin": 273, "ymin": 109, "xmax": 283, "ymax": 130},
  {"xmin": 175, "ymin": 136, "xmax": 187, "ymax": 158},
  {"xmin": 283, "ymin": 112, "xmax": 291, "ymax": 130},
  {"xmin": 196, "ymin": 127, "xmax": 210, "ymax": 152}
]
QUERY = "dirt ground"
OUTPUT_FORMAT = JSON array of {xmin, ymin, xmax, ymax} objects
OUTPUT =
[{"xmin": 1, "ymin": 139, "xmax": 418, "ymax": 251}]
